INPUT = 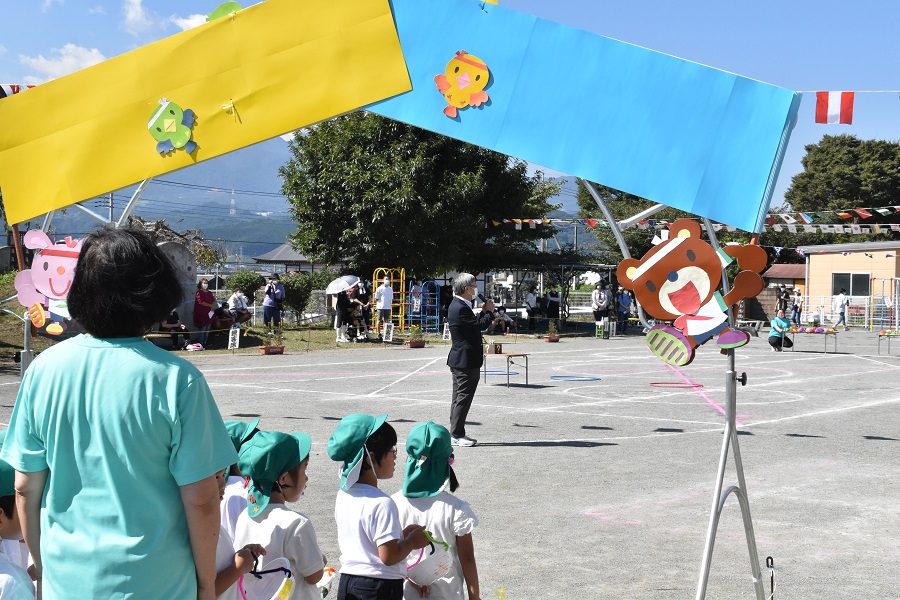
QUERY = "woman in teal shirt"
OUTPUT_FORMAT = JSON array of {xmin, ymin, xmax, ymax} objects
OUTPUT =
[
  {"xmin": 0, "ymin": 227, "xmax": 237, "ymax": 599},
  {"xmin": 768, "ymin": 309, "xmax": 794, "ymax": 351}
]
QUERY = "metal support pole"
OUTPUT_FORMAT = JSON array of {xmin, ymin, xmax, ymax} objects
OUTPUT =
[
  {"xmin": 117, "ymin": 178, "xmax": 152, "ymax": 227},
  {"xmin": 695, "ymin": 219, "xmax": 765, "ymax": 600},
  {"xmin": 578, "ymin": 178, "xmax": 653, "ymax": 330},
  {"xmin": 21, "ymin": 311, "xmax": 33, "ymax": 374}
]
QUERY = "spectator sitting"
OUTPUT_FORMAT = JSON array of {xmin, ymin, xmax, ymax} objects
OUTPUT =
[
  {"xmin": 159, "ymin": 308, "xmax": 190, "ymax": 350},
  {"xmin": 227, "ymin": 288, "xmax": 253, "ymax": 325},
  {"xmin": 478, "ymin": 299, "xmax": 502, "ymax": 334},
  {"xmin": 496, "ymin": 306, "xmax": 517, "ymax": 334},
  {"xmin": 213, "ymin": 302, "xmax": 236, "ymax": 332}
]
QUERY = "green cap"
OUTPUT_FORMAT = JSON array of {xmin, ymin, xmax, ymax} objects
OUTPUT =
[
  {"xmin": 224, "ymin": 418, "xmax": 261, "ymax": 452},
  {"xmin": 326, "ymin": 414, "xmax": 387, "ymax": 490},
  {"xmin": 402, "ymin": 422, "xmax": 452, "ymax": 498},
  {"xmin": 0, "ymin": 429, "xmax": 14, "ymax": 497},
  {"xmin": 237, "ymin": 430, "xmax": 311, "ymax": 517}
]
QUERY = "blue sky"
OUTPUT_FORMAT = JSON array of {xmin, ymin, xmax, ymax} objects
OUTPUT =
[{"xmin": 1, "ymin": 0, "xmax": 898, "ymax": 214}]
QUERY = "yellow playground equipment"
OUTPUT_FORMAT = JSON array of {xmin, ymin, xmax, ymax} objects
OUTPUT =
[{"xmin": 372, "ymin": 267, "xmax": 406, "ymax": 333}]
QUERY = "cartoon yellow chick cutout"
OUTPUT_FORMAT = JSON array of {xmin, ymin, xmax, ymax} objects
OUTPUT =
[{"xmin": 434, "ymin": 50, "xmax": 490, "ymax": 119}]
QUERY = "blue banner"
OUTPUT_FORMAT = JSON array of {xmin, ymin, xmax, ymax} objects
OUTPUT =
[{"xmin": 369, "ymin": 0, "xmax": 801, "ymax": 233}]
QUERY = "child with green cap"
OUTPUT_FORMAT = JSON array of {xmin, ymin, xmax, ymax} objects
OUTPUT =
[
  {"xmin": 327, "ymin": 414, "xmax": 430, "ymax": 600},
  {"xmin": 391, "ymin": 422, "xmax": 480, "ymax": 600},
  {"xmin": 214, "ymin": 466, "xmax": 267, "ymax": 600},
  {"xmin": 0, "ymin": 430, "xmax": 36, "ymax": 598},
  {"xmin": 233, "ymin": 430, "xmax": 326, "ymax": 599},
  {"xmin": 221, "ymin": 418, "xmax": 261, "ymax": 540}
]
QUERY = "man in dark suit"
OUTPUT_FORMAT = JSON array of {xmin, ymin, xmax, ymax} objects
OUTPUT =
[{"xmin": 447, "ymin": 273, "xmax": 482, "ymax": 447}]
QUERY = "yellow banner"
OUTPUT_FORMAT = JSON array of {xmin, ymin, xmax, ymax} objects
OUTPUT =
[{"xmin": 0, "ymin": 0, "xmax": 411, "ymax": 224}]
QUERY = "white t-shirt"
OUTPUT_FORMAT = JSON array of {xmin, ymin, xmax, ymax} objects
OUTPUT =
[
  {"xmin": 0, "ymin": 541, "xmax": 28, "ymax": 572},
  {"xmin": 335, "ymin": 484, "xmax": 405, "ymax": 579},
  {"xmin": 0, "ymin": 545, "xmax": 34, "ymax": 599},
  {"xmin": 234, "ymin": 504, "xmax": 325, "ymax": 600},
  {"xmin": 228, "ymin": 293, "xmax": 248, "ymax": 311},
  {"xmin": 215, "ymin": 526, "xmax": 241, "ymax": 600},
  {"xmin": 375, "ymin": 284, "xmax": 394, "ymax": 310},
  {"xmin": 221, "ymin": 476, "xmax": 249, "ymax": 542},
  {"xmin": 391, "ymin": 492, "xmax": 478, "ymax": 600}
]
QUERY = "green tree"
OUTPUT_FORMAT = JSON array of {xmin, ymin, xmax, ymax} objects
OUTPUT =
[
  {"xmin": 786, "ymin": 134, "xmax": 900, "ymax": 212},
  {"xmin": 279, "ymin": 112, "xmax": 562, "ymax": 276},
  {"xmin": 279, "ymin": 269, "xmax": 338, "ymax": 315}
]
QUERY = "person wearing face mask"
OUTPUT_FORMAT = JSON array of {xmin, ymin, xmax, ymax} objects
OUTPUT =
[
  {"xmin": 263, "ymin": 274, "xmax": 286, "ymax": 329},
  {"xmin": 227, "ymin": 287, "xmax": 253, "ymax": 325},
  {"xmin": 194, "ymin": 277, "xmax": 217, "ymax": 346}
]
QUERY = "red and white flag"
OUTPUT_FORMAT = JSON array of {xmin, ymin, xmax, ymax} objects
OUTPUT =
[
  {"xmin": 0, "ymin": 84, "xmax": 35, "ymax": 100},
  {"xmin": 815, "ymin": 91, "xmax": 854, "ymax": 124}
]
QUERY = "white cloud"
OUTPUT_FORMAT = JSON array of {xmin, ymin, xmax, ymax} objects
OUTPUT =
[
  {"xmin": 169, "ymin": 14, "xmax": 208, "ymax": 31},
  {"xmin": 88, "ymin": 5, "xmax": 106, "ymax": 15},
  {"xmin": 122, "ymin": 0, "xmax": 157, "ymax": 35},
  {"xmin": 0, "ymin": 44, "xmax": 7, "ymax": 57},
  {"xmin": 19, "ymin": 44, "xmax": 106, "ymax": 82},
  {"xmin": 41, "ymin": 0, "xmax": 63, "ymax": 12}
]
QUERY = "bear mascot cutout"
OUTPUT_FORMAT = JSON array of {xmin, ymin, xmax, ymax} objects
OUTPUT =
[{"xmin": 616, "ymin": 219, "xmax": 766, "ymax": 366}]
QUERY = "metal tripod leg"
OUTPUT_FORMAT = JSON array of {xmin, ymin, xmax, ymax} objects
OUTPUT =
[{"xmin": 695, "ymin": 354, "xmax": 765, "ymax": 600}]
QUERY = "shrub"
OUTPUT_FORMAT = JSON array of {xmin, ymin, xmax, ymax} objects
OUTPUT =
[
  {"xmin": 280, "ymin": 269, "xmax": 339, "ymax": 315},
  {"xmin": 225, "ymin": 271, "xmax": 266, "ymax": 301}
]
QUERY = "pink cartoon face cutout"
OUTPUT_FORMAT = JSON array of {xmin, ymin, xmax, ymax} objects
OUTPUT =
[{"xmin": 14, "ymin": 230, "xmax": 82, "ymax": 335}]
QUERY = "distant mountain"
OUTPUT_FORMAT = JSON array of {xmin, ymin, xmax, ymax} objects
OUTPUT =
[{"xmin": 30, "ymin": 138, "xmax": 296, "ymax": 261}]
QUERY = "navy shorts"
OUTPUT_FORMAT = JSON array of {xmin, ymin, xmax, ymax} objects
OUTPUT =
[{"xmin": 337, "ymin": 573, "xmax": 403, "ymax": 600}]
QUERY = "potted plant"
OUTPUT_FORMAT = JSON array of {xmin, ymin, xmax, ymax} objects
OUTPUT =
[
  {"xmin": 405, "ymin": 324, "xmax": 426, "ymax": 348},
  {"xmin": 259, "ymin": 324, "xmax": 285, "ymax": 355},
  {"xmin": 544, "ymin": 319, "xmax": 560, "ymax": 343}
]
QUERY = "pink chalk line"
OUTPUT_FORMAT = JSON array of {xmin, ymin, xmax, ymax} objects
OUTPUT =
[{"xmin": 663, "ymin": 363, "xmax": 746, "ymax": 427}]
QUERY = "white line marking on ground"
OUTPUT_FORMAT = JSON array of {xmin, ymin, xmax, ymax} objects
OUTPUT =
[
  {"xmin": 850, "ymin": 354, "xmax": 900, "ymax": 369},
  {"xmin": 367, "ymin": 358, "xmax": 441, "ymax": 397},
  {"xmin": 199, "ymin": 356, "xmax": 441, "ymax": 374},
  {"xmin": 743, "ymin": 397, "xmax": 900, "ymax": 427}
]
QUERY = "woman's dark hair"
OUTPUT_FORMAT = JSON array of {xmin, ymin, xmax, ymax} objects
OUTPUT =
[
  {"xmin": 68, "ymin": 226, "xmax": 183, "ymax": 337},
  {"xmin": 0, "ymin": 495, "xmax": 14, "ymax": 519},
  {"xmin": 362, "ymin": 421, "xmax": 397, "ymax": 471}
]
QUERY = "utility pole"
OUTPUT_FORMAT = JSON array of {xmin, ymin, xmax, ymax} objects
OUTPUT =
[{"xmin": 108, "ymin": 192, "xmax": 113, "ymax": 222}]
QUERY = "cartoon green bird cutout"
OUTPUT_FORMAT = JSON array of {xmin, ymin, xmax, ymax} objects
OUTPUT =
[
  {"xmin": 207, "ymin": 2, "xmax": 243, "ymax": 22},
  {"xmin": 148, "ymin": 98, "xmax": 197, "ymax": 154}
]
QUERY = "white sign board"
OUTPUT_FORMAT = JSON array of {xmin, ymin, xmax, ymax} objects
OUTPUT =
[{"xmin": 228, "ymin": 326, "xmax": 240, "ymax": 350}]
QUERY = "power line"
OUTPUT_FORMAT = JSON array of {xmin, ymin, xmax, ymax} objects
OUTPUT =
[{"xmin": 153, "ymin": 178, "xmax": 284, "ymax": 198}]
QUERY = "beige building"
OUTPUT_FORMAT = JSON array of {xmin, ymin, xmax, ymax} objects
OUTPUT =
[{"xmin": 801, "ymin": 241, "xmax": 900, "ymax": 328}]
